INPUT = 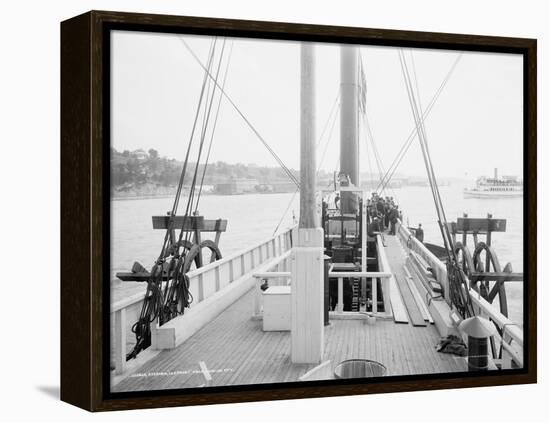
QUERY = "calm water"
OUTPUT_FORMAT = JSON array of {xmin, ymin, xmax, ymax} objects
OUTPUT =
[{"xmin": 111, "ymin": 184, "xmax": 523, "ymax": 324}]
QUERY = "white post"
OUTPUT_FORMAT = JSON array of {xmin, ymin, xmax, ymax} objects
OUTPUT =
[
  {"xmin": 337, "ymin": 277, "xmax": 344, "ymax": 314},
  {"xmin": 291, "ymin": 228, "xmax": 324, "ymax": 363},
  {"xmin": 372, "ymin": 278, "xmax": 378, "ymax": 314},
  {"xmin": 291, "ymin": 42, "xmax": 324, "ymax": 364},
  {"xmin": 114, "ymin": 308, "xmax": 126, "ymax": 375}
]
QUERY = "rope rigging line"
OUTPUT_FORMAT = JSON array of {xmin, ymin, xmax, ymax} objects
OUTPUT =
[
  {"xmin": 375, "ymin": 53, "xmax": 463, "ymax": 194},
  {"xmin": 357, "ymin": 51, "xmax": 399, "ymax": 201},
  {"xmin": 162, "ymin": 40, "xmax": 229, "ymax": 319},
  {"xmin": 181, "ymin": 39, "xmax": 227, "ymax": 225},
  {"xmin": 174, "ymin": 39, "xmax": 224, "ymax": 260},
  {"xmin": 317, "ymin": 92, "xmax": 340, "ymax": 149},
  {"xmin": 364, "ymin": 114, "xmax": 383, "ymax": 183},
  {"xmin": 398, "ymin": 50, "xmax": 449, "ymax": 254},
  {"xmin": 127, "ymin": 39, "xmax": 227, "ymax": 360},
  {"xmin": 272, "ymin": 89, "xmax": 341, "ymax": 235},
  {"xmin": 317, "ymin": 102, "xmax": 341, "ymax": 172},
  {"xmin": 398, "ymin": 49, "xmax": 473, "ymax": 318},
  {"xmin": 358, "ymin": 52, "xmax": 383, "ymax": 185},
  {"xmin": 196, "ymin": 41, "xmax": 235, "ymax": 205},
  {"xmin": 171, "ymin": 40, "xmax": 219, "ymax": 220},
  {"xmin": 179, "ymin": 37, "xmax": 300, "ymax": 188},
  {"xmin": 361, "ymin": 110, "xmax": 398, "ymax": 199},
  {"xmin": 363, "ymin": 117, "xmax": 375, "ymax": 192}
]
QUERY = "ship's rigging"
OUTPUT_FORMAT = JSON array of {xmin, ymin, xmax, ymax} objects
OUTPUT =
[
  {"xmin": 397, "ymin": 49, "xmax": 474, "ymax": 319},
  {"xmin": 127, "ymin": 38, "xmax": 229, "ymax": 359},
  {"xmin": 119, "ymin": 40, "xmax": 521, "ymax": 364},
  {"xmin": 125, "ymin": 37, "xmax": 305, "ymax": 360}
]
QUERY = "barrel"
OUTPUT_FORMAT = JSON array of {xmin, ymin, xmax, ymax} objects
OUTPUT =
[
  {"xmin": 334, "ymin": 359, "xmax": 387, "ymax": 379},
  {"xmin": 467, "ymin": 336, "xmax": 489, "ymax": 371}
]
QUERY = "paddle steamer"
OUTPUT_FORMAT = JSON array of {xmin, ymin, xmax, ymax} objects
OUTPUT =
[
  {"xmin": 111, "ymin": 42, "xmax": 524, "ymax": 391},
  {"xmin": 464, "ymin": 169, "xmax": 523, "ymax": 199}
]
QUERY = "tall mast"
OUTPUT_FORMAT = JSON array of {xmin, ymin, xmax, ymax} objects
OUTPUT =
[
  {"xmin": 340, "ymin": 46, "xmax": 360, "ymax": 190},
  {"xmin": 291, "ymin": 42, "xmax": 324, "ymax": 364},
  {"xmin": 299, "ymin": 42, "xmax": 318, "ymax": 228}
]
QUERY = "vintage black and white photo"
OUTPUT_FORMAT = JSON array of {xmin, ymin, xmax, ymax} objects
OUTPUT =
[{"xmin": 108, "ymin": 30, "xmax": 525, "ymax": 393}]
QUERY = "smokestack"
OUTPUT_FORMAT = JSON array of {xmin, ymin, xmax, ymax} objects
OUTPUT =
[
  {"xmin": 494, "ymin": 168, "xmax": 498, "ymax": 180},
  {"xmin": 340, "ymin": 46, "xmax": 359, "ymax": 188}
]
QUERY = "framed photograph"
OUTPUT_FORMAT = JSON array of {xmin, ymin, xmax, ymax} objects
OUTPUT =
[{"xmin": 61, "ymin": 10, "xmax": 536, "ymax": 411}]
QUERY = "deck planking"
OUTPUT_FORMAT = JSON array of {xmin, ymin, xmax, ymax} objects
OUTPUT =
[
  {"xmin": 113, "ymin": 285, "xmax": 466, "ymax": 392},
  {"xmin": 384, "ymin": 235, "xmax": 427, "ymax": 326}
]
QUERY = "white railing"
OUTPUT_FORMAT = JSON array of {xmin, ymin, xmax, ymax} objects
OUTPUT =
[
  {"xmin": 397, "ymin": 222, "xmax": 449, "ymax": 303},
  {"xmin": 469, "ymin": 289, "xmax": 524, "ymax": 369},
  {"xmin": 396, "ymin": 222, "xmax": 523, "ymax": 368},
  {"xmin": 110, "ymin": 226, "xmax": 295, "ymax": 375},
  {"xmin": 253, "ymin": 253, "xmax": 392, "ymax": 318},
  {"xmin": 328, "ymin": 270, "xmax": 391, "ymax": 315}
]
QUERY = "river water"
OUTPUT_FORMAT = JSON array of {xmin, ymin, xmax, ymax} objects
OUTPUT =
[{"xmin": 111, "ymin": 184, "xmax": 523, "ymax": 325}]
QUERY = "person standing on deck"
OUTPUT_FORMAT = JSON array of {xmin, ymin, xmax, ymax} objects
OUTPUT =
[
  {"xmin": 415, "ymin": 223, "xmax": 424, "ymax": 243},
  {"xmin": 384, "ymin": 202, "xmax": 390, "ymax": 229},
  {"xmin": 389, "ymin": 206, "xmax": 398, "ymax": 235},
  {"xmin": 377, "ymin": 199, "xmax": 386, "ymax": 229}
]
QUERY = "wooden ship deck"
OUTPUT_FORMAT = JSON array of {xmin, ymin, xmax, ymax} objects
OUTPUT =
[
  {"xmin": 110, "ymin": 42, "xmax": 524, "ymax": 393},
  {"xmin": 113, "ymin": 282, "xmax": 465, "ymax": 392},
  {"xmin": 112, "ymin": 227, "xmax": 471, "ymax": 392}
]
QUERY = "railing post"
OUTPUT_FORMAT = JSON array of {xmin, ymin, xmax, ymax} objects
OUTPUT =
[
  {"xmin": 198, "ymin": 274, "xmax": 204, "ymax": 302},
  {"xmin": 337, "ymin": 277, "xmax": 344, "ymax": 314},
  {"xmin": 372, "ymin": 278, "xmax": 378, "ymax": 314},
  {"xmin": 259, "ymin": 244, "xmax": 264, "ymax": 263},
  {"xmin": 114, "ymin": 309, "xmax": 126, "ymax": 375},
  {"xmin": 254, "ymin": 277, "xmax": 262, "ymax": 318},
  {"xmin": 500, "ymin": 335, "xmax": 514, "ymax": 369},
  {"xmin": 229, "ymin": 259, "xmax": 234, "ymax": 281},
  {"xmin": 215, "ymin": 267, "xmax": 220, "ymax": 291},
  {"xmin": 272, "ymin": 239, "xmax": 276, "ymax": 258}
]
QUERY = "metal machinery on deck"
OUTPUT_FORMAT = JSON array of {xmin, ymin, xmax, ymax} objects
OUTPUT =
[
  {"xmin": 450, "ymin": 214, "xmax": 523, "ymax": 318},
  {"xmin": 116, "ymin": 215, "xmax": 227, "ymax": 282},
  {"xmin": 321, "ymin": 185, "xmax": 385, "ymax": 314},
  {"xmin": 116, "ymin": 214, "xmax": 227, "ymax": 359}
]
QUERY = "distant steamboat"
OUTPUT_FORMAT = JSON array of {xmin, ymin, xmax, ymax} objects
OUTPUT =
[{"xmin": 464, "ymin": 168, "xmax": 523, "ymax": 199}]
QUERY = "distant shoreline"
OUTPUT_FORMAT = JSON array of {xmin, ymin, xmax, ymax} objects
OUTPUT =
[
  {"xmin": 112, "ymin": 193, "xmax": 176, "ymax": 201},
  {"xmin": 111, "ymin": 191, "xmax": 297, "ymax": 201}
]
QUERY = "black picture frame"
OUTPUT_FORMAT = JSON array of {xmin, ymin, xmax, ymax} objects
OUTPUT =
[{"xmin": 61, "ymin": 10, "xmax": 537, "ymax": 411}]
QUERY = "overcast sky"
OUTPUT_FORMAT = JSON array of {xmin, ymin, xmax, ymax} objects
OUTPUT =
[{"xmin": 111, "ymin": 30, "xmax": 523, "ymax": 179}]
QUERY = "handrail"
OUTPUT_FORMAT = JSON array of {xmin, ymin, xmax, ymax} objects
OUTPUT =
[
  {"xmin": 111, "ymin": 227, "xmax": 294, "ymax": 314},
  {"xmin": 329, "ymin": 271, "xmax": 391, "ymax": 278},
  {"xmin": 110, "ymin": 226, "xmax": 295, "ymax": 375},
  {"xmin": 111, "ymin": 291, "xmax": 145, "ymax": 313},
  {"xmin": 186, "ymin": 225, "xmax": 296, "ymax": 279},
  {"xmin": 398, "ymin": 221, "xmax": 523, "ymax": 367},
  {"xmin": 253, "ymin": 271, "xmax": 291, "ymax": 278},
  {"xmin": 253, "ymin": 244, "xmax": 391, "ymax": 318},
  {"xmin": 469, "ymin": 289, "xmax": 523, "ymax": 368},
  {"xmin": 397, "ymin": 222, "xmax": 449, "ymax": 302},
  {"xmin": 469, "ymin": 289, "xmax": 523, "ymax": 346}
]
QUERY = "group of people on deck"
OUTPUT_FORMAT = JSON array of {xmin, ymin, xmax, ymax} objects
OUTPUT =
[
  {"xmin": 366, "ymin": 193, "xmax": 402, "ymax": 236},
  {"xmin": 366, "ymin": 193, "xmax": 424, "ymax": 242}
]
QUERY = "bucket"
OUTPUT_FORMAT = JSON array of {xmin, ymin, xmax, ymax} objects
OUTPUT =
[{"xmin": 334, "ymin": 359, "xmax": 386, "ymax": 379}]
